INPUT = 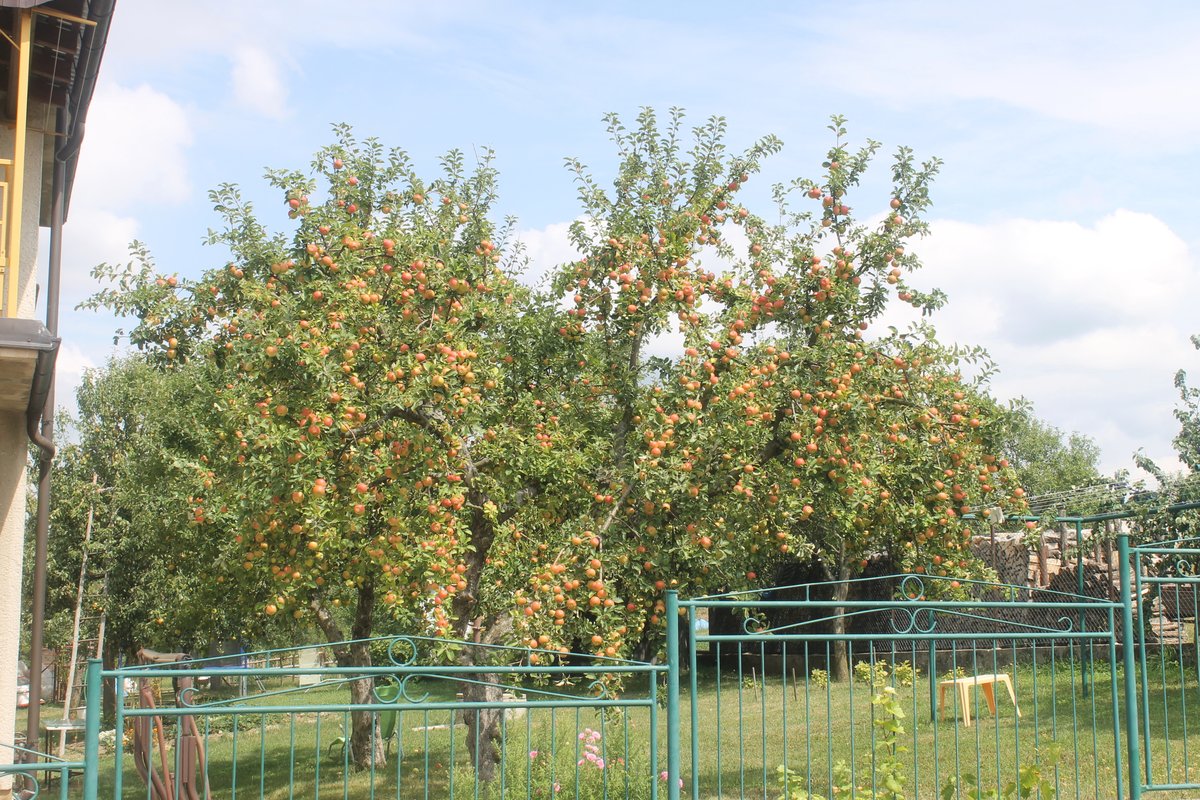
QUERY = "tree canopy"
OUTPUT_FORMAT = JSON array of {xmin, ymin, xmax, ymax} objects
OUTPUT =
[
  {"xmin": 35, "ymin": 357, "xmax": 289, "ymax": 658},
  {"xmin": 74, "ymin": 111, "xmax": 1034, "ymax": 729},
  {"xmin": 1174, "ymin": 334, "xmax": 1200, "ymax": 477},
  {"xmin": 999, "ymin": 404, "xmax": 1102, "ymax": 500}
]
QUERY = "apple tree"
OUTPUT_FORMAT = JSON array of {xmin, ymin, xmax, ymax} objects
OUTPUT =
[
  {"xmin": 536, "ymin": 111, "xmax": 1026, "ymax": 677},
  {"xmin": 38, "ymin": 356, "xmax": 299, "ymax": 658},
  {"xmin": 1174, "ymin": 334, "xmax": 1200, "ymax": 477},
  {"xmin": 88, "ymin": 129, "xmax": 604, "ymax": 771},
  {"xmin": 87, "ymin": 112, "xmax": 1027, "ymax": 765}
]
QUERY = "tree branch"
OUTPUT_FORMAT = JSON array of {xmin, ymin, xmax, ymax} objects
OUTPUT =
[{"xmin": 309, "ymin": 598, "xmax": 350, "ymax": 662}]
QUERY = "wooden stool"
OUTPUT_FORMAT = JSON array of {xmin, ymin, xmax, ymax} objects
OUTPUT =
[{"xmin": 938, "ymin": 673, "xmax": 1021, "ymax": 727}]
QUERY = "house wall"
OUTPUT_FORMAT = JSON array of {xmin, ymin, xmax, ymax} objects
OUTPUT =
[{"xmin": 0, "ymin": 126, "xmax": 46, "ymax": 796}]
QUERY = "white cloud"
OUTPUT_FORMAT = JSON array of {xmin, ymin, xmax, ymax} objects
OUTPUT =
[
  {"xmin": 55, "ymin": 80, "xmax": 190, "ymax": 304},
  {"xmin": 515, "ymin": 220, "xmax": 581, "ymax": 289},
  {"xmin": 912, "ymin": 211, "xmax": 1192, "ymax": 344},
  {"xmin": 53, "ymin": 341, "xmax": 95, "ymax": 397},
  {"xmin": 104, "ymin": 1, "xmax": 447, "ymax": 63},
  {"xmin": 230, "ymin": 46, "xmax": 290, "ymax": 120},
  {"xmin": 59, "ymin": 209, "xmax": 140, "ymax": 303},
  {"xmin": 48, "ymin": 80, "xmax": 192, "ymax": 410},
  {"xmin": 72, "ymin": 82, "xmax": 193, "ymax": 210},
  {"xmin": 99, "ymin": 0, "xmax": 471, "ymax": 121},
  {"xmin": 884, "ymin": 210, "xmax": 1199, "ymax": 478},
  {"xmin": 801, "ymin": 1, "xmax": 1200, "ymax": 141},
  {"xmin": 54, "ymin": 341, "xmax": 94, "ymax": 377}
]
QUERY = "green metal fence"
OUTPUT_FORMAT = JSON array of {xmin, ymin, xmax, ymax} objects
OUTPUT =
[
  {"xmin": 0, "ymin": 742, "xmax": 86, "ymax": 800},
  {"xmin": 19, "ymin": 527, "xmax": 1200, "ymax": 799},
  {"xmin": 69, "ymin": 637, "xmax": 670, "ymax": 800},
  {"xmin": 680, "ymin": 575, "xmax": 1126, "ymax": 800},
  {"xmin": 1127, "ymin": 534, "xmax": 1200, "ymax": 797}
]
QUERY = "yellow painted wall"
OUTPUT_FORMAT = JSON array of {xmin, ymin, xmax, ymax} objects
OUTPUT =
[{"xmin": 0, "ymin": 124, "xmax": 45, "ymax": 794}]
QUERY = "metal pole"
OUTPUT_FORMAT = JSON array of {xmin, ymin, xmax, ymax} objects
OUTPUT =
[
  {"xmin": 1078, "ymin": 520, "xmax": 1090, "ymax": 691},
  {"xmin": 928, "ymin": 643, "xmax": 937, "ymax": 722},
  {"xmin": 666, "ymin": 591, "xmax": 681, "ymax": 800},
  {"xmin": 1117, "ymin": 534, "xmax": 1142, "ymax": 800},
  {"xmin": 688, "ymin": 605, "xmax": 699, "ymax": 800},
  {"xmin": 26, "ymin": 102, "xmax": 66, "ymax": 757},
  {"xmin": 82, "ymin": 659, "xmax": 101, "ymax": 800}
]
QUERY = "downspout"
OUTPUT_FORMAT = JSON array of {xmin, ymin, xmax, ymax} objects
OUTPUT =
[
  {"xmin": 24, "ymin": 107, "xmax": 65, "ymax": 756},
  {"xmin": 24, "ymin": 0, "xmax": 117, "ymax": 749}
]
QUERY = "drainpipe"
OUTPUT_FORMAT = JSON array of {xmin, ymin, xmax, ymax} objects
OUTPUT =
[
  {"xmin": 23, "ymin": 0, "xmax": 117, "ymax": 750},
  {"xmin": 24, "ymin": 107, "xmax": 65, "ymax": 755}
]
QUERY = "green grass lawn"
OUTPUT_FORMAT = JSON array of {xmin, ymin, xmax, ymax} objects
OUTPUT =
[{"xmin": 27, "ymin": 652, "xmax": 1200, "ymax": 800}]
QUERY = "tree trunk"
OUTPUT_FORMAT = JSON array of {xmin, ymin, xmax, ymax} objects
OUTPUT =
[
  {"xmin": 101, "ymin": 643, "xmax": 119, "ymax": 724},
  {"xmin": 828, "ymin": 553, "xmax": 852, "ymax": 682},
  {"xmin": 631, "ymin": 615, "xmax": 661, "ymax": 664},
  {"xmin": 348, "ymin": 580, "xmax": 385, "ymax": 769},
  {"xmin": 345, "ymin": 637, "xmax": 385, "ymax": 769},
  {"xmin": 461, "ymin": 672, "xmax": 505, "ymax": 782},
  {"xmin": 452, "ymin": 614, "xmax": 514, "ymax": 783},
  {"xmin": 314, "ymin": 578, "xmax": 385, "ymax": 770}
]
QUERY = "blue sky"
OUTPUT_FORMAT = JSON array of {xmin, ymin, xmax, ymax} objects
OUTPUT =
[{"xmin": 46, "ymin": 0, "xmax": 1200, "ymax": 480}]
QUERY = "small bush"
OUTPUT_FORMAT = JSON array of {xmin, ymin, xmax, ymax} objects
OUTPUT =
[
  {"xmin": 853, "ymin": 660, "xmax": 890, "ymax": 687},
  {"xmin": 808, "ymin": 669, "xmax": 828, "ymax": 689},
  {"xmin": 891, "ymin": 660, "xmax": 918, "ymax": 687}
]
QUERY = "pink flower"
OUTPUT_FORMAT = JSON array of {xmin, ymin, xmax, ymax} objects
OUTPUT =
[
  {"xmin": 529, "ymin": 750, "xmax": 539, "ymax": 760},
  {"xmin": 553, "ymin": 784, "xmax": 561, "ymax": 793}
]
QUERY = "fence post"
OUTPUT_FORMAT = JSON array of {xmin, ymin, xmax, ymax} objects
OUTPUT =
[
  {"xmin": 928, "ymin": 643, "xmax": 937, "ymax": 722},
  {"xmin": 1077, "ymin": 521, "xmax": 1090, "ymax": 692},
  {"xmin": 687, "ymin": 603, "xmax": 699, "ymax": 800},
  {"xmin": 666, "ymin": 590, "xmax": 681, "ymax": 800},
  {"xmin": 1117, "ymin": 534, "xmax": 1141, "ymax": 800},
  {"xmin": 82, "ymin": 658, "xmax": 101, "ymax": 800}
]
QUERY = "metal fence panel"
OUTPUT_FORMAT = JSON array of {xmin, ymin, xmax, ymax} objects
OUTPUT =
[
  {"xmin": 82, "ymin": 636, "xmax": 667, "ymax": 800},
  {"xmin": 681, "ymin": 575, "xmax": 1126, "ymax": 800}
]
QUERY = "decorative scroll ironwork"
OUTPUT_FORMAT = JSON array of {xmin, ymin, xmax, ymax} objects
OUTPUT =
[
  {"xmin": 889, "ymin": 606, "xmax": 938, "ymax": 634},
  {"xmin": 386, "ymin": 635, "xmax": 421, "ymax": 666}
]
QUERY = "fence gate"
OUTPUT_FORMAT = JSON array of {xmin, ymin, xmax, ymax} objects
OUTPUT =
[
  {"xmin": 679, "ymin": 574, "xmax": 1126, "ymax": 800},
  {"xmin": 1125, "ymin": 533, "xmax": 1200, "ymax": 798}
]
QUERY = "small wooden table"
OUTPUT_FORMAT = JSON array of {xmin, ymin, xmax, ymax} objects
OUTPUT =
[
  {"xmin": 938, "ymin": 673, "xmax": 1021, "ymax": 727},
  {"xmin": 39, "ymin": 719, "xmax": 86, "ymax": 788}
]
